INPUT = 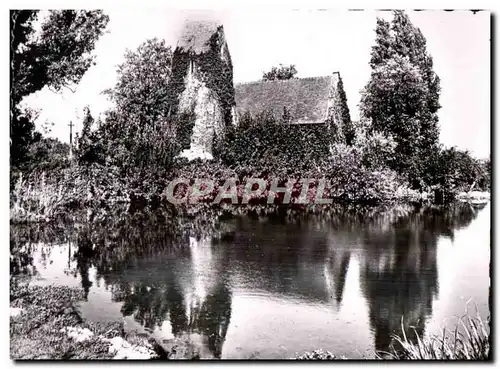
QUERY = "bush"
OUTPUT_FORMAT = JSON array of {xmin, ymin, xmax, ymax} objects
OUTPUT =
[
  {"xmin": 214, "ymin": 111, "xmax": 330, "ymax": 173},
  {"xmin": 10, "ymin": 169, "xmax": 82, "ymax": 223},
  {"xmin": 326, "ymin": 142, "xmax": 416, "ymax": 204}
]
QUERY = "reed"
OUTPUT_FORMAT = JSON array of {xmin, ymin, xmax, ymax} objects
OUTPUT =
[{"xmin": 378, "ymin": 307, "xmax": 490, "ymax": 360}]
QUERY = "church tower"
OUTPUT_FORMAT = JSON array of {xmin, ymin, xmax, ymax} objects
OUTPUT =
[{"xmin": 169, "ymin": 20, "xmax": 235, "ymax": 160}]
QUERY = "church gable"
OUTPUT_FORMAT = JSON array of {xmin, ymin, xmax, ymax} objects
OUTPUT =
[{"xmin": 177, "ymin": 20, "xmax": 221, "ymax": 54}]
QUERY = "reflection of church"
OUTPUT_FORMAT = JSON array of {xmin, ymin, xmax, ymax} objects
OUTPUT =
[{"xmin": 179, "ymin": 236, "xmax": 232, "ymax": 359}]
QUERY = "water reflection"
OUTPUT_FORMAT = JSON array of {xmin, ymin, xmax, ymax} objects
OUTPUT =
[{"xmin": 10, "ymin": 202, "xmax": 488, "ymax": 358}]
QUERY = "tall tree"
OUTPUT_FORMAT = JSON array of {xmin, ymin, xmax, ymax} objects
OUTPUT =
[
  {"xmin": 336, "ymin": 76, "xmax": 354, "ymax": 145},
  {"xmin": 10, "ymin": 10, "xmax": 109, "ymax": 168},
  {"xmin": 103, "ymin": 38, "xmax": 173, "ymax": 128},
  {"xmin": 76, "ymin": 106, "xmax": 105, "ymax": 166},
  {"xmin": 391, "ymin": 11, "xmax": 441, "ymax": 151},
  {"xmin": 100, "ymin": 38, "xmax": 177, "ymax": 174},
  {"xmin": 360, "ymin": 11, "xmax": 441, "ymax": 187},
  {"xmin": 369, "ymin": 18, "xmax": 394, "ymax": 69}
]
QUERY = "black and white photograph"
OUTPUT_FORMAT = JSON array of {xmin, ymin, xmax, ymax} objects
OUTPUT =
[{"xmin": 9, "ymin": 5, "xmax": 492, "ymax": 361}]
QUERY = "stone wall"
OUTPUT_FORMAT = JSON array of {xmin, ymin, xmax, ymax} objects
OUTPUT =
[{"xmin": 178, "ymin": 69, "xmax": 224, "ymax": 160}]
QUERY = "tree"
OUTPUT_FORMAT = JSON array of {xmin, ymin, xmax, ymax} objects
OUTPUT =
[
  {"xmin": 369, "ymin": 18, "xmax": 394, "ymax": 69},
  {"xmin": 238, "ymin": 111, "xmax": 254, "ymax": 130},
  {"xmin": 24, "ymin": 137, "xmax": 70, "ymax": 173},
  {"xmin": 361, "ymin": 55, "xmax": 429, "ymax": 178},
  {"xmin": 103, "ymin": 38, "xmax": 173, "ymax": 128},
  {"xmin": 99, "ymin": 38, "xmax": 177, "ymax": 175},
  {"xmin": 262, "ymin": 64, "xmax": 297, "ymax": 81},
  {"xmin": 360, "ymin": 11, "xmax": 441, "ymax": 188},
  {"xmin": 281, "ymin": 106, "xmax": 291, "ymax": 124},
  {"xmin": 76, "ymin": 106, "xmax": 105, "ymax": 166},
  {"xmin": 10, "ymin": 10, "xmax": 109, "ymax": 168},
  {"xmin": 336, "ymin": 76, "xmax": 354, "ymax": 145}
]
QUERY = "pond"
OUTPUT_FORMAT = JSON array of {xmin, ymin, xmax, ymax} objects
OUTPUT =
[{"xmin": 10, "ymin": 202, "xmax": 490, "ymax": 359}]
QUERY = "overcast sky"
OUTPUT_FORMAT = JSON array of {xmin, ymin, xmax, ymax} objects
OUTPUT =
[{"xmin": 23, "ymin": 9, "xmax": 490, "ymax": 158}]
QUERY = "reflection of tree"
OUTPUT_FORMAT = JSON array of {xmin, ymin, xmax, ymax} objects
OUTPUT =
[
  {"xmin": 75, "ymin": 230, "xmax": 94, "ymax": 299},
  {"xmin": 359, "ymin": 203, "xmax": 481, "ymax": 354},
  {"xmin": 329, "ymin": 250, "xmax": 351, "ymax": 306},
  {"xmin": 227, "ymin": 218, "xmax": 338, "ymax": 303},
  {"xmin": 10, "ymin": 222, "xmax": 77, "ymax": 276}
]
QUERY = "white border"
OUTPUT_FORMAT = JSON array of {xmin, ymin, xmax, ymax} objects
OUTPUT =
[{"xmin": 1, "ymin": 1, "xmax": 497, "ymax": 367}]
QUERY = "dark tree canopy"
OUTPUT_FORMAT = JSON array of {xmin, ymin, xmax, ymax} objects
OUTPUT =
[
  {"xmin": 104, "ymin": 38, "xmax": 173, "ymax": 126},
  {"xmin": 360, "ymin": 10, "xmax": 441, "ymax": 187},
  {"xmin": 336, "ymin": 76, "xmax": 354, "ymax": 145},
  {"xmin": 10, "ymin": 10, "xmax": 109, "ymax": 168},
  {"xmin": 262, "ymin": 64, "xmax": 298, "ymax": 81},
  {"xmin": 96, "ymin": 38, "xmax": 179, "ymax": 174}
]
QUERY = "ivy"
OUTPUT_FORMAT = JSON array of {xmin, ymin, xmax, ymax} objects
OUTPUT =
[
  {"xmin": 168, "ymin": 26, "xmax": 235, "ymax": 148},
  {"xmin": 215, "ymin": 112, "xmax": 330, "ymax": 172}
]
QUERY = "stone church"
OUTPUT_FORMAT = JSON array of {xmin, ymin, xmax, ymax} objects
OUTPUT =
[{"xmin": 171, "ymin": 20, "xmax": 347, "ymax": 160}]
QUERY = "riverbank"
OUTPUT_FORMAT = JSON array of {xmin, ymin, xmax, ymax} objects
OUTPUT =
[
  {"xmin": 10, "ymin": 161, "xmax": 435, "ymax": 224},
  {"xmin": 10, "ymin": 281, "xmax": 172, "ymax": 360},
  {"xmin": 294, "ymin": 310, "xmax": 491, "ymax": 361},
  {"xmin": 10, "ymin": 282, "xmax": 490, "ymax": 360}
]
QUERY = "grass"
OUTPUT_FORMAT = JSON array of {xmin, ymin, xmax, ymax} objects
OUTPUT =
[
  {"xmin": 10, "ymin": 171, "xmax": 79, "ymax": 223},
  {"xmin": 10, "ymin": 280, "xmax": 207, "ymax": 360},
  {"xmin": 9, "ymin": 281, "xmax": 169, "ymax": 360},
  {"xmin": 10, "ymin": 282, "xmax": 119, "ymax": 359},
  {"xmin": 377, "ymin": 307, "xmax": 490, "ymax": 360},
  {"xmin": 294, "ymin": 305, "xmax": 490, "ymax": 361}
]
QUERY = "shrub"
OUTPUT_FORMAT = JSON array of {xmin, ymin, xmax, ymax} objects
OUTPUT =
[
  {"xmin": 326, "ymin": 142, "xmax": 415, "ymax": 204},
  {"xmin": 214, "ymin": 112, "xmax": 330, "ymax": 173},
  {"xmin": 10, "ymin": 169, "xmax": 82, "ymax": 223}
]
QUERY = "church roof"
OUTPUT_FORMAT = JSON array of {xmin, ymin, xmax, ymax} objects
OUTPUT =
[
  {"xmin": 177, "ymin": 20, "xmax": 222, "ymax": 54},
  {"xmin": 234, "ymin": 75, "xmax": 336, "ymax": 124}
]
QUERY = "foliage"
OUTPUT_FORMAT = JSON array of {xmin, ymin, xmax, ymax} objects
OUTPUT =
[
  {"xmin": 262, "ymin": 64, "xmax": 298, "ymax": 81},
  {"xmin": 352, "ymin": 118, "xmax": 398, "ymax": 169},
  {"xmin": 23, "ymin": 137, "xmax": 70, "ymax": 173},
  {"xmin": 361, "ymin": 10, "xmax": 441, "ymax": 187},
  {"xmin": 103, "ymin": 38, "xmax": 173, "ymax": 129},
  {"xmin": 95, "ymin": 39, "xmax": 184, "ymax": 177},
  {"xmin": 336, "ymin": 75, "xmax": 355, "ymax": 145},
  {"xmin": 11, "ymin": 135, "xmax": 71, "ymax": 194},
  {"xmin": 214, "ymin": 111, "xmax": 329, "ymax": 173},
  {"xmin": 370, "ymin": 18, "xmax": 394, "ymax": 68},
  {"xmin": 11, "ymin": 169, "xmax": 82, "ymax": 223},
  {"xmin": 423, "ymin": 146, "xmax": 491, "ymax": 199},
  {"xmin": 380, "ymin": 309, "xmax": 490, "ymax": 360},
  {"xmin": 326, "ymin": 142, "xmax": 416, "ymax": 204},
  {"xmin": 76, "ymin": 106, "xmax": 106, "ymax": 166},
  {"xmin": 10, "ymin": 10, "xmax": 109, "ymax": 168}
]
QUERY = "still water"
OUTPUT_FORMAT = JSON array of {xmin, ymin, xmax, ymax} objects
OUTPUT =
[{"xmin": 11, "ymin": 202, "xmax": 490, "ymax": 359}]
